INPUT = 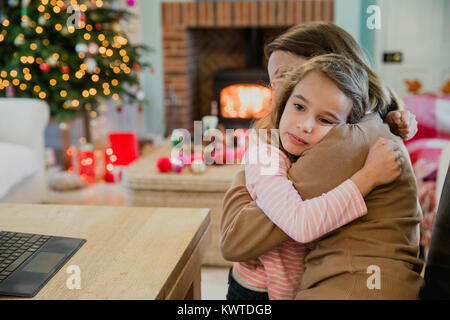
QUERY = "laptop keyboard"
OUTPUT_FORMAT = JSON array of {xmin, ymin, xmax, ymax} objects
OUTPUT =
[{"xmin": 0, "ymin": 232, "xmax": 51, "ymax": 283}]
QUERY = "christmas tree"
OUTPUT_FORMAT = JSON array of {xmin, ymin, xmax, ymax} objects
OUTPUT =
[{"xmin": 0, "ymin": 0, "xmax": 150, "ymax": 121}]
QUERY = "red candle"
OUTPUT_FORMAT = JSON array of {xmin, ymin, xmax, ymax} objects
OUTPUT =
[{"xmin": 78, "ymin": 145, "xmax": 95, "ymax": 184}]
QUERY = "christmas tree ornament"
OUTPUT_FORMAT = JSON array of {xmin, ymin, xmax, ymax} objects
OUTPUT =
[
  {"xmin": 75, "ymin": 43, "xmax": 89, "ymax": 54},
  {"xmin": 136, "ymin": 88, "xmax": 145, "ymax": 101},
  {"xmin": 112, "ymin": 21, "xmax": 121, "ymax": 33},
  {"xmin": 170, "ymin": 157, "xmax": 183, "ymax": 173},
  {"xmin": 60, "ymin": 65, "xmax": 70, "ymax": 74},
  {"xmin": 178, "ymin": 153, "xmax": 190, "ymax": 166},
  {"xmin": 191, "ymin": 160, "xmax": 206, "ymax": 174},
  {"xmin": 8, "ymin": 0, "xmax": 19, "ymax": 7},
  {"xmin": 116, "ymin": 105, "xmax": 123, "ymax": 114},
  {"xmin": 156, "ymin": 157, "xmax": 172, "ymax": 173},
  {"xmin": 38, "ymin": 15, "xmax": 46, "ymax": 26},
  {"xmin": 95, "ymin": 23, "xmax": 102, "ymax": 31},
  {"xmin": 47, "ymin": 56, "xmax": 58, "ymax": 67},
  {"xmin": 14, "ymin": 35, "xmax": 25, "ymax": 46},
  {"xmin": 170, "ymin": 129, "xmax": 184, "ymax": 147},
  {"xmin": 84, "ymin": 57, "xmax": 97, "ymax": 73},
  {"xmin": 39, "ymin": 62, "xmax": 51, "ymax": 72},
  {"xmin": 98, "ymin": 103, "xmax": 108, "ymax": 113},
  {"xmin": 88, "ymin": 42, "xmax": 99, "ymax": 55}
]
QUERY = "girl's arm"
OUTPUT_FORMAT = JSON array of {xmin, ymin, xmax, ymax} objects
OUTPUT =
[
  {"xmin": 247, "ymin": 138, "xmax": 401, "ymax": 243},
  {"xmin": 245, "ymin": 144, "xmax": 367, "ymax": 243}
]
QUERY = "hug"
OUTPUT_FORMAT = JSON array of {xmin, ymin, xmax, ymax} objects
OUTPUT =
[{"xmin": 220, "ymin": 22, "xmax": 426, "ymax": 300}]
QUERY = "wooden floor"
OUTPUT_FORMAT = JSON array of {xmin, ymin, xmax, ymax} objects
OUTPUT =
[{"xmin": 47, "ymin": 181, "xmax": 229, "ymax": 300}]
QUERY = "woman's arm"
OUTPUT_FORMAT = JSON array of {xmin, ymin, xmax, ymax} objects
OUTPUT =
[{"xmin": 220, "ymin": 166, "xmax": 290, "ymax": 262}]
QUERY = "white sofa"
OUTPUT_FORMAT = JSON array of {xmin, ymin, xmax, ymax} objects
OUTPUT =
[{"xmin": 0, "ymin": 98, "xmax": 49, "ymax": 203}]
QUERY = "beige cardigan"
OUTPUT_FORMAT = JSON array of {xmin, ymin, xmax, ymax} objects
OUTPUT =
[{"xmin": 220, "ymin": 115, "xmax": 424, "ymax": 299}]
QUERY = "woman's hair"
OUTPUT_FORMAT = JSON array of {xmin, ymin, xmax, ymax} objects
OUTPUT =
[
  {"xmin": 264, "ymin": 22, "xmax": 403, "ymax": 117},
  {"xmin": 256, "ymin": 54, "xmax": 369, "ymax": 134}
]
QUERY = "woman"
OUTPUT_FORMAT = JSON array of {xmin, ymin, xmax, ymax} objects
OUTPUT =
[{"xmin": 220, "ymin": 22, "xmax": 422, "ymax": 299}]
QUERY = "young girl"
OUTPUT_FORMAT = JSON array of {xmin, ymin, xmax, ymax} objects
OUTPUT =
[{"xmin": 227, "ymin": 54, "xmax": 403, "ymax": 300}]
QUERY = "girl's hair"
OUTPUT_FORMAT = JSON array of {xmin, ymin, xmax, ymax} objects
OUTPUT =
[
  {"xmin": 264, "ymin": 22, "xmax": 403, "ymax": 117},
  {"xmin": 255, "ymin": 54, "xmax": 369, "ymax": 134}
]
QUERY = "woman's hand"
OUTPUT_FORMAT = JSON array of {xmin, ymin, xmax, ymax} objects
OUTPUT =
[
  {"xmin": 351, "ymin": 138, "xmax": 403, "ymax": 197},
  {"xmin": 386, "ymin": 110, "xmax": 418, "ymax": 141}
]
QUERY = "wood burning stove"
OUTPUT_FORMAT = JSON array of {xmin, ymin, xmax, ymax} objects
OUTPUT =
[
  {"xmin": 212, "ymin": 68, "xmax": 271, "ymax": 129},
  {"xmin": 211, "ymin": 28, "xmax": 273, "ymax": 129}
]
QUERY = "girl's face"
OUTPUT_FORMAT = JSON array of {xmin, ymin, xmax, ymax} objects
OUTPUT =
[{"xmin": 279, "ymin": 71, "xmax": 352, "ymax": 156}]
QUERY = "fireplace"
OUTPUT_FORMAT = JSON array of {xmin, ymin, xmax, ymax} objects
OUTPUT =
[
  {"xmin": 213, "ymin": 68, "xmax": 272, "ymax": 129},
  {"xmin": 161, "ymin": 0, "xmax": 335, "ymax": 135}
]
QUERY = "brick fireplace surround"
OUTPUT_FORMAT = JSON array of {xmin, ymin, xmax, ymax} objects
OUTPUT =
[{"xmin": 161, "ymin": 0, "xmax": 334, "ymax": 135}]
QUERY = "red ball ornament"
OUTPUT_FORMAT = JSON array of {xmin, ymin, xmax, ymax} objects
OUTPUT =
[
  {"xmin": 95, "ymin": 24, "xmax": 102, "ymax": 31},
  {"xmin": 61, "ymin": 65, "xmax": 70, "ymax": 74},
  {"xmin": 132, "ymin": 63, "xmax": 140, "ymax": 71},
  {"xmin": 156, "ymin": 157, "xmax": 172, "ymax": 173},
  {"xmin": 40, "ymin": 62, "xmax": 50, "ymax": 72},
  {"xmin": 116, "ymin": 106, "xmax": 123, "ymax": 114}
]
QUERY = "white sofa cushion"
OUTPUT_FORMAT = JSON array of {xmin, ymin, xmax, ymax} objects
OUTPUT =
[{"xmin": 0, "ymin": 142, "xmax": 38, "ymax": 199}]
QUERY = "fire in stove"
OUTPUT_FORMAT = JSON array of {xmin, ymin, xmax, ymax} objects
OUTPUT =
[{"xmin": 220, "ymin": 84, "xmax": 272, "ymax": 119}]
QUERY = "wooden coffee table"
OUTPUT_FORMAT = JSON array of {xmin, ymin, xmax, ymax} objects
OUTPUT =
[
  {"xmin": 0, "ymin": 203, "xmax": 210, "ymax": 299},
  {"xmin": 123, "ymin": 140, "xmax": 240, "ymax": 267}
]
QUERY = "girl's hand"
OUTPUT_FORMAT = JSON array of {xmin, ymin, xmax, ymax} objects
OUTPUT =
[
  {"xmin": 386, "ymin": 110, "xmax": 418, "ymax": 141},
  {"xmin": 351, "ymin": 138, "xmax": 403, "ymax": 197}
]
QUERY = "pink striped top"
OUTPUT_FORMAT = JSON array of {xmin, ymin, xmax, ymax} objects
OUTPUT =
[{"xmin": 234, "ymin": 144, "xmax": 367, "ymax": 300}]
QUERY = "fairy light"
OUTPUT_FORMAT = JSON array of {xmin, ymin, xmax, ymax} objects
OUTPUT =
[
  {"xmin": 0, "ymin": 71, "xmax": 6, "ymax": 78},
  {"xmin": 82, "ymin": 90, "xmax": 89, "ymax": 97},
  {"xmin": 91, "ymin": 74, "xmax": 99, "ymax": 82},
  {"xmin": 39, "ymin": 92, "xmax": 46, "ymax": 99},
  {"xmin": 10, "ymin": 70, "xmax": 18, "ymax": 77},
  {"xmin": 30, "ymin": 43, "xmax": 37, "ymax": 50},
  {"xmin": 24, "ymin": 73, "xmax": 32, "ymax": 81},
  {"xmin": 49, "ymin": 79, "xmax": 57, "ymax": 86},
  {"xmin": 19, "ymin": 83, "xmax": 27, "ymax": 90},
  {"xmin": 60, "ymin": 90, "xmax": 67, "ymax": 97},
  {"xmin": 12, "ymin": 79, "xmax": 20, "ymax": 86},
  {"xmin": 62, "ymin": 74, "xmax": 69, "ymax": 81},
  {"xmin": 72, "ymin": 99, "xmax": 80, "ymax": 107},
  {"xmin": 35, "ymin": 26, "xmax": 43, "ymax": 34}
]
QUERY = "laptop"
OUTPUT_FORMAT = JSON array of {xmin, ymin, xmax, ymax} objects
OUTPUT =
[{"xmin": 0, "ymin": 230, "xmax": 86, "ymax": 298}]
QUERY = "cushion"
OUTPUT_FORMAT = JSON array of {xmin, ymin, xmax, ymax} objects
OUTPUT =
[{"xmin": 0, "ymin": 142, "xmax": 38, "ymax": 199}]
